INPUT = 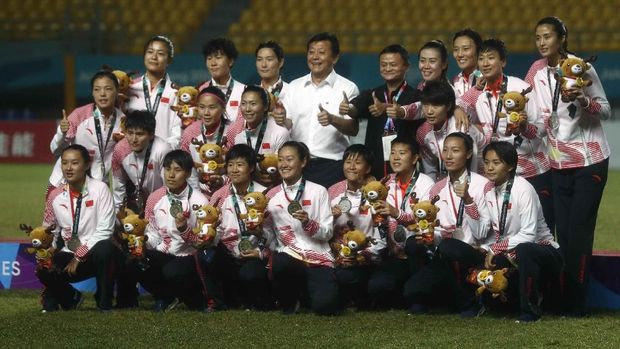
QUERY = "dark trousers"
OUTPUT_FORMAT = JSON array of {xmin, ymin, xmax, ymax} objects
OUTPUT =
[
  {"xmin": 552, "ymin": 158, "xmax": 608, "ymax": 315},
  {"xmin": 526, "ymin": 170, "xmax": 555, "ymax": 233},
  {"xmin": 367, "ymin": 256, "xmax": 410, "ymax": 309},
  {"xmin": 436, "ymin": 238, "xmax": 485, "ymax": 310},
  {"xmin": 514, "ymin": 243, "xmax": 563, "ymax": 317},
  {"xmin": 271, "ymin": 252, "xmax": 339, "ymax": 315},
  {"xmin": 138, "ymin": 249, "xmax": 205, "ymax": 310},
  {"xmin": 334, "ymin": 265, "xmax": 374, "ymax": 309},
  {"xmin": 303, "ymin": 158, "xmax": 344, "ymax": 189},
  {"xmin": 36, "ymin": 239, "xmax": 118, "ymax": 310},
  {"xmin": 205, "ymin": 244, "xmax": 271, "ymax": 310}
]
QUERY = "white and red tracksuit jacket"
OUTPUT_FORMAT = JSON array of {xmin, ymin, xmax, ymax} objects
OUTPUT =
[
  {"xmin": 482, "ymin": 175, "xmax": 559, "ymax": 258},
  {"xmin": 179, "ymin": 120, "xmax": 235, "ymax": 197},
  {"xmin": 527, "ymin": 57, "xmax": 610, "ymax": 169},
  {"xmin": 126, "ymin": 74, "xmax": 181, "ymax": 149},
  {"xmin": 383, "ymin": 172, "xmax": 435, "ymax": 258},
  {"xmin": 111, "ymin": 136, "xmax": 171, "ymax": 210},
  {"xmin": 457, "ymin": 75, "xmax": 550, "ymax": 178},
  {"xmin": 416, "ymin": 117, "xmax": 486, "ymax": 181},
  {"xmin": 209, "ymin": 181, "xmax": 272, "ymax": 260},
  {"xmin": 43, "ymin": 177, "xmax": 115, "ymax": 259},
  {"xmin": 264, "ymin": 178, "xmax": 334, "ymax": 267},
  {"xmin": 48, "ymin": 104, "xmax": 124, "ymax": 186},
  {"xmin": 327, "ymin": 180, "xmax": 387, "ymax": 263},
  {"xmin": 144, "ymin": 185, "xmax": 209, "ymax": 256},
  {"xmin": 426, "ymin": 171, "xmax": 493, "ymax": 246}
]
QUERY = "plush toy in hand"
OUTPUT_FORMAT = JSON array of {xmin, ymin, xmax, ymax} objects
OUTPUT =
[
  {"xmin": 20, "ymin": 224, "xmax": 56, "ymax": 269},
  {"xmin": 557, "ymin": 56, "xmax": 596, "ymax": 102},
  {"xmin": 171, "ymin": 86, "xmax": 199, "ymax": 128},
  {"xmin": 407, "ymin": 194, "xmax": 440, "ymax": 245},
  {"xmin": 120, "ymin": 211, "xmax": 148, "ymax": 258},
  {"xmin": 257, "ymin": 153, "xmax": 280, "ymax": 185},
  {"xmin": 192, "ymin": 204, "xmax": 219, "ymax": 246},
  {"xmin": 191, "ymin": 139, "xmax": 226, "ymax": 186},
  {"xmin": 468, "ymin": 267, "xmax": 510, "ymax": 302},
  {"xmin": 239, "ymin": 192, "xmax": 270, "ymax": 232},
  {"xmin": 339, "ymin": 229, "xmax": 372, "ymax": 263},
  {"xmin": 361, "ymin": 180, "xmax": 389, "ymax": 226},
  {"xmin": 498, "ymin": 87, "xmax": 532, "ymax": 138}
]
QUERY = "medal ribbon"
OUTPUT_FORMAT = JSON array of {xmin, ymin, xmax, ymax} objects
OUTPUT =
[
  {"xmin": 245, "ymin": 117, "xmax": 269, "ymax": 154},
  {"xmin": 142, "ymin": 75, "xmax": 166, "ymax": 116},
  {"xmin": 486, "ymin": 74, "xmax": 508, "ymax": 135},
  {"xmin": 93, "ymin": 108, "xmax": 116, "ymax": 176},
  {"xmin": 202, "ymin": 120, "xmax": 226, "ymax": 146},
  {"xmin": 383, "ymin": 81, "xmax": 408, "ymax": 133},
  {"xmin": 134, "ymin": 141, "xmax": 153, "ymax": 214},
  {"xmin": 395, "ymin": 170, "xmax": 420, "ymax": 211},
  {"xmin": 70, "ymin": 191, "xmax": 84, "ymax": 240},
  {"xmin": 230, "ymin": 182, "xmax": 254, "ymax": 237},
  {"xmin": 282, "ymin": 178, "xmax": 306, "ymax": 204},
  {"xmin": 498, "ymin": 176, "xmax": 515, "ymax": 237},
  {"xmin": 448, "ymin": 170, "xmax": 471, "ymax": 228}
]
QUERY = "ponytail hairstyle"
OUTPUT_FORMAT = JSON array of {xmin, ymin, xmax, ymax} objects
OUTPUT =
[
  {"xmin": 419, "ymin": 40, "xmax": 449, "ymax": 80},
  {"xmin": 445, "ymin": 132, "xmax": 474, "ymax": 170},
  {"xmin": 61, "ymin": 144, "xmax": 92, "ymax": 177},
  {"xmin": 536, "ymin": 16, "xmax": 573, "ymax": 58}
]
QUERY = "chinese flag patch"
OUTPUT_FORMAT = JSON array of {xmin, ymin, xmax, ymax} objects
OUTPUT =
[
  {"xmin": 261, "ymin": 143, "xmax": 271, "ymax": 149},
  {"xmin": 302, "ymin": 200, "xmax": 311, "ymax": 206},
  {"xmin": 148, "ymin": 163, "xmax": 154, "ymax": 170},
  {"xmin": 86, "ymin": 200, "xmax": 94, "ymax": 207},
  {"xmin": 161, "ymin": 97, "xmax": 170, "ymax": 104},
  {"xmin": 230, "ymin": 100, "xmax": 239, "ymax": 107}
]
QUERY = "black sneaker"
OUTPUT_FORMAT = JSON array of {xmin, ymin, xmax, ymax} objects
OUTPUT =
[
  {"xmin": 516, "ymin": 313, "xmax": 541, "ymax": 323},
  {"xmin": 407, "ymin": 303, "xmax": 428, "ymax": 315},
  {"xmin": 153, "ymin": 298, "xmax": 179, "ymax": 313},
  {"xmin": 61, "ymin": 290, "xmax": 84, "ymax": 311},
  {"xmin": 460, "ymin": 302, "xmax": 486, "ymax": 319}
]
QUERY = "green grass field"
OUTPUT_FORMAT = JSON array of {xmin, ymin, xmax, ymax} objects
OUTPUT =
[
  {"xmin": 0, "ymin": 289, "xmax": 619, "ymax": 348},
  {"xmin": 1, "ymin": 164, "xmax": 619, "ymax": 348}
]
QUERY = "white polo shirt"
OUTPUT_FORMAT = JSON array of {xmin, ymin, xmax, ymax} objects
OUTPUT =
[{"xmin": 282, "ymin": 70, "xmax": 359, "ymax": 160}]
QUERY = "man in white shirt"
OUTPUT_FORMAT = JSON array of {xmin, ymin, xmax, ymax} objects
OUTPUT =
[{"xmin": 282, "ymin": 32, "xmax": 360, "ymax": 188}]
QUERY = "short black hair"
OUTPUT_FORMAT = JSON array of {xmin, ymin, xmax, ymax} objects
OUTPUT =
[
  {"xmin": 307, "ymin": 32, "xmax": 340, "ymax": 56},
  {"xmin": 379, "ymin": 44, "xmax": 409, "ymax": 64},
  {"xmin": 452, "ymin": 28, "xmax": 483, "ymax": 55},
  {"xmin": 242, "ymin": 85, "xmax": 270, "ymax": 110},
  {"xmin": 202, "ymin": 37, "xmax": 239, "ymax": 62},
  {"xmin": 420, "ymin": 80, "xmax": 456, "ymax": 116},
  {"xmin": 342, "ymin": 144, "xmax": 376, "ymax": 167},
  {"xmin": 255, "ymin": 41, "xmax": 284, "ymax": 61},
  {"xmin": 225, "ymin": 144, "xmax": 257, "ymax": 169},
  {"xmin": 480, "ymin": 38, "xmax": 507, "ymax": 61},
  {"xmin": 143, "ymin": 35, "xmax": 174, "ymax": 61},
  {"xmin": 163, "ymin": 150, "xmax": 194, "ymax": 173},
  {"xmin": 124, "ymin": 110, "xmax": 156, "ymax": 135},
  {"xmin": 90, "ymin": 70, "xmax": 119, "ymax": 91},
  {"xmin": 483, "ymin": 141, "xmax": 518, "ymax": 175},
  {"xmin": 445, "ymin": 132, "xmax": 474, "ymax": 169},
  {"xmin": 391, "ymin": 135, "xmax": 419, "ymax": 155},
  {"xmin": 419, "ymin": 40, "xmax": 449, "ymax": 79},
  {"xmin": 279, "ymin": 141, "xmax": 311, "ymax": 163}
]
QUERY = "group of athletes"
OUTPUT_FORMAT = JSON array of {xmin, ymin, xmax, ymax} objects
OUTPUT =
[{"xmin": 36, "ymin": 16, "xmax": 610, "ymax": 323}]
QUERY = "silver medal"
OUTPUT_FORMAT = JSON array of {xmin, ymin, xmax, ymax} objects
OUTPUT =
[
  {"xmin": 338, "ymin": 197, "xmax": 352, "ymax": 213},
  {"xmin": 67, "ymin": 236, "xmax": 81, "ymax": 252}
]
